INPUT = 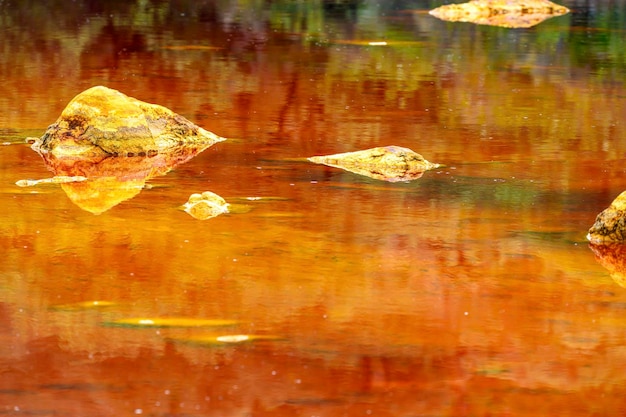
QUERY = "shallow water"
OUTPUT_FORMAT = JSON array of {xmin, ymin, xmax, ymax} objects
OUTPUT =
[{"xmin": 2, "ymin": 1, "xmax": 626, "ymax": 415}]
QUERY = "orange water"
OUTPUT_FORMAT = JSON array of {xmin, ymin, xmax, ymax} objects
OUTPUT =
[{"xmin": 2, "ymin": 2, "xmax": 626, "ymax": 416}]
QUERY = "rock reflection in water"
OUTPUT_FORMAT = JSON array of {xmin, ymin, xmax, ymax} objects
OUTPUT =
[
  {"xmin": 28, "ymin": 146, "xmax": 211, "ymax": 214},
  {"xmin": 589, "ymin": 243, "xmax": 626, "ymax": 288}
]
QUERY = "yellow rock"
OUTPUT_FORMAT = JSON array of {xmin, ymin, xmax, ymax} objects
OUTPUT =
[
  {"xmin": 587, "ymin": 191, "xmax": 626, "ymax": 244},
  {"xmin": 32, "ymin": 86, "xmax": 225, "ymax": 157},
  {"xmin": 26, "ymin": 86, "xmax": 225, "ymax": 214},
  {"xmin": 307, "ymin": 145, "xmax": 440, "ymax": 182},
  {"xmin": 429, "ymin": 0, "xmax": 570, "ymax": 28},
  {"xmin": 182, "ymin": 191, "xmax": 230, "ymax": 220}
]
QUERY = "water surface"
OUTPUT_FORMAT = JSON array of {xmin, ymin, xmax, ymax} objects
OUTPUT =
[{"xmin": 2, "ymin": 1, "xmax": 626, "ymax": 415}]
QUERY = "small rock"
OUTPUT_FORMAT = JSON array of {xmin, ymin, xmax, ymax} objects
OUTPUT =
[
  {"xmin": 308, "ymin": 145, "xmax": 440, "ymax": 182},
  {"xmin": 183, "ymin": 191, "xmax": 230, "ymax": 220}
]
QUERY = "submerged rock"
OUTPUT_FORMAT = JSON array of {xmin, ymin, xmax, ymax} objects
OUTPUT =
[
  {"xmin": 429, "ymin": 0, "xmax": 570, "ymax": 28},
  {"xmin": 32, "ymin": 85, "xmax": 225, "ymax": 157},
  {"xmin": 307, "ymin": 145, "xmax": 440, "ymax": 182},
  {"xmin": 182, "ymin": 191, "xmax": 230, "ymax": 220},
  {"xmin": 587, "ymin": 191, "xmax": 626, "ymax": 244}
]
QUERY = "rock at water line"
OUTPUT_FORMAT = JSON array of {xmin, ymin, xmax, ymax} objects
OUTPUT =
[
  {"xmin": 307, "ymin": 145, "xmax": 440, "ymax": 182},
  {"xmin": 429, "ymin": 0, "xmax": 570, "ymax": 28},
  {"xmin": 31, "ymin": 85, "xmax": 225, "ymax": 158},
  {"xmin": 182, "ymin": 191, "xmax": 230, "ymax": 220},
  {"xmin": 24, "ymin": 86, "xmax": 226, "ymax": 214},
  {"xmin": 587, "ymin": 191, "xmax": 626, "ymax": 244}
]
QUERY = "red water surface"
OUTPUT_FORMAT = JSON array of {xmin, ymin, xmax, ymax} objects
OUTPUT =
[{"xmin": 2, "ymin": 1, "xmax": 626, "ymax": 416}]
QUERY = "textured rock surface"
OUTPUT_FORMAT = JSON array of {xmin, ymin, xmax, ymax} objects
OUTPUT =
[
  {"xmin": 182, "ymin": 191, "xmax": 230, "ymax": 220},
  {"xmin": 587, "ymin": 191, "xmax": 626, "ymax": 244},
  {"xmin": 429, "ymin": 0, "xmax": 569, "ymax": 28},
  {"xmin": 25, "ymin": 86, "xmax": 225, "ymax": 214},
  {"xmin": 307, "ymin": 145, "xmax": 440, "ymax": 182},
  {"xmin": 32, "ymin": 86, "xmax": 225, "ymax": 157}
]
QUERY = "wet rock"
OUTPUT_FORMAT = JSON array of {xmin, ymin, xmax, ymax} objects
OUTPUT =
[
  {"xmin": 25, "ymin": 86, "xmax": 225, "ymax": 214},
  {"xmin": 32, "ymin": 85, "xmax": 225, "ymax": 157},
  {"xmin": 307, "ymin": 145, "xmax": 440, "ymax": 182},
  {"xmin": 429, "ymin": 0, "xmax": 570, "ymax": 28},
  {"xmin": 587, "ymin": 191, "xmax": 626, "ymax": 244},
  {"xmin": 588, "ymin": 243, "xmax": 626, "ymax": 288},
  {"xmin": 182, "ymin": 191, "xmax": 230, "ymax": 220}
]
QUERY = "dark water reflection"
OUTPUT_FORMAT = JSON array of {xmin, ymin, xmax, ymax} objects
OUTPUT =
[{"xmin": 3, "ymin": 0, "xmax": 626, "ymax": 415}]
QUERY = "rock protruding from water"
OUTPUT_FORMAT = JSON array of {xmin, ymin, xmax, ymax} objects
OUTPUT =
[
  {"xmin": 587, "ymin": 191, "xmax": 626, "ymax": 244},
  {"xmin": 182, "ymin": 191, "xmax": 230, "ymax": 220},
  {"xmin": 429, "ymin": 0, "xmax": 570, "ymax": 28},
  {"xmin": 308, "ymin": 146, "xmax": 440, "ymax": 182},
  {"xmin": 32, "ymin": 86, "xmax": 225, "ymax": 157}
]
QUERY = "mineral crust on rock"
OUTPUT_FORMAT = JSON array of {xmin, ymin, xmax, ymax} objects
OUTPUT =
[
  {"xmin": 587, "ymin": 191, "xmax": 626, "ymax": 244},
  {"xmin": 32, "ymin": 86, "xmax": 225, "ymax": 157},
  {"xmin": 307, "ymin": 145, "xmax": 440, "ymax": 182},
  {"xmin": 429, "ymin": 0, "xmax": 570, "ymax": 28}
]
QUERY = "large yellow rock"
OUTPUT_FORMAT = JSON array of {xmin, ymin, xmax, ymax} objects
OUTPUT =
[
  {"xmin": 307, "ymin": 146, "xmax": 440, "ymax": 182},
  {"xmin": 24, "ymin": 86, "xmax": 226, "ymax": 214},
  {"xmin": 429, "ymin": 0, "xmax": 570, "ymax": 28},
  {"xmin": 587, "ymin": 191, "xmax": 626, "ymax": 244},
  {"xmin": 32, "ymin": 86, "xmax": 225, "ymax": 157}
]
